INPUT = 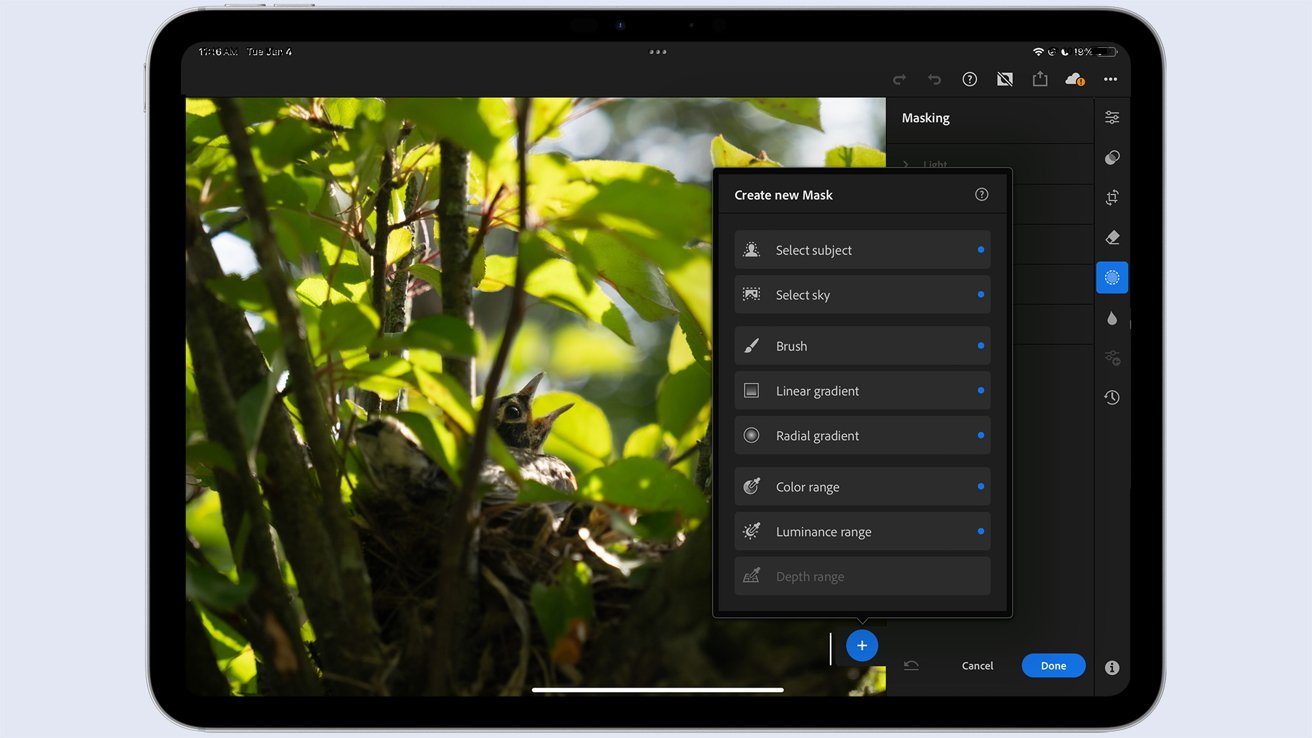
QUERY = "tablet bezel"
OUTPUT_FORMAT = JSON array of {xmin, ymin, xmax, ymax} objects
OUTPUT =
[{"xmin": 152, "ymin": 7, "xmax": 1163, "ymax": 729}]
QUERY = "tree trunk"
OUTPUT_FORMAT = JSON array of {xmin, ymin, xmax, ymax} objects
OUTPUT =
[{"xmin": 437, "ymin": 140, "xmax": 474, "ymax": 397}]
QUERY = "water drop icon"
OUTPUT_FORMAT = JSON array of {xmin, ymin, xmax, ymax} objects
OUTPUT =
[{"xmin": 1107, "ymin": 311, "xmax": 1118, "ymax": 326}]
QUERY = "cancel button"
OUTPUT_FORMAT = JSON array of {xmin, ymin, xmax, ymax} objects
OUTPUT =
[{"xmin": 960, "ymin": 660, "xmax": 995, "ymax": 672}]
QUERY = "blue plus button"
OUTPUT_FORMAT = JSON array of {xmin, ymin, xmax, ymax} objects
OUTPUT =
[
  {"xmin": 1096, "ymin": 261, "xmax": 1130, "ymax": 294},
  {"xmin": 846, "ymin": 629, "xmax": 879, "ymax": 662},
  {"xmin": 1022, "ymin": 653, "xmax": 1086, "ymax": 678}
]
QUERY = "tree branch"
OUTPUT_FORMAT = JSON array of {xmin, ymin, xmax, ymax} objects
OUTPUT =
[
  {"xmin": 212, "ymin": 98, "xmax": 383, "ymax": 692},
  {"xmin": 693, "ymin": 419, "xmax": 713, "ymax": 494},
  {"xmin": 379, "ymin": 170, "xmax": 421, "ymax": 414},
  {"xmin": 186, "ymin": 200, "xmax": 368, "ymax": 693},
  {"xmin": 185, "ymin": 253, "xmax": 320, "ymax": 695},
  {"xmin": 371, "ymin": 146, "xmax": 395, "ymax": 330},
  {"xmin": 184, "ymin": 600, "xmax": 234, "ymax": 697},
  {"xmin": 427, "ymin": 98, "xmax": 533, "ymax": 695},
  {"xmin": 437, "ymin": 139, "xmax": 474, "ymax": 397}
]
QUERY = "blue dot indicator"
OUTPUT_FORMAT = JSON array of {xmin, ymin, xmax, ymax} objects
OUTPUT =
[
  {"xmin": 977, "ymin": 341, "xmax": 986, "ymax": 350},
  {"xmin": 977, "ymin": 386, "xmax": 986, "ymax": 394},
  {"xmin": 977, "ymin": 482, "xmax": 986, "ymax": 490},
  {"xmin": 977, "ymin": 431, "xmax": 986, "ymax": 439},
  {"xmin": 977, "ymin": 245, "xmax": 986, "ymax": 253},
  {"xmin": 977, "ymin": 527, "xmax": 986, "ymax": 535},
  {"xmin": 977, "ymin": 290, "xmax": 986, "ymax": 298},
  {"xmin": 845, "ymin": 629, "xmax": 879, "ymax": 662}
]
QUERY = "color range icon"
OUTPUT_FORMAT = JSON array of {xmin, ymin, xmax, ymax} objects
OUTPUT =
[{"xmin": 1095, "ymin": 261, "xmax": 1130, "ymax": 294}]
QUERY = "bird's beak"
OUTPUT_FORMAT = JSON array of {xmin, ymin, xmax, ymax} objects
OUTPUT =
[
  {"xmin": 516, "ymin": 372, "xmax": 545, "ymax": 398},
  {"xmin": 536, "ymin": 402, "xmax": 574, "ymax": 430}
]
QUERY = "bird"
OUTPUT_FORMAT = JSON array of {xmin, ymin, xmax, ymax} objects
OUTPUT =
[{"xmin": 353, "ymin": 373, "xmax": 578, "ymax": 509}]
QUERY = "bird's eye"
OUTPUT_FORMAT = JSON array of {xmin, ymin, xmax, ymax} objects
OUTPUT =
[{"xmin": 504, "ymin": 404, "xmax": 522, "ymax": 420}]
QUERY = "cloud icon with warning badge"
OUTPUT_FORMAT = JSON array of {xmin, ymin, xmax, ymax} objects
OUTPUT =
[{"xmin": 1065, "ymin": 72, "xmax": 1086, "ymax": 86}]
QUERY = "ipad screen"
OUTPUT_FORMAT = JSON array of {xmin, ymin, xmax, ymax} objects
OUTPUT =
[{"xmin": 166, "ymin": 10, "xmax": 1161, "ymax": 728}]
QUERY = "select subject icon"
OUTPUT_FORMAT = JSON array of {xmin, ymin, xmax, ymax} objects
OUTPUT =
[{"xmin": 743, "ymin": 241, "xmax": 760, "ymax": 257}]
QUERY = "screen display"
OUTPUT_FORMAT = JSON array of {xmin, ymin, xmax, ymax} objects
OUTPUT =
[{"xmin": 169, "ymin": 13, "xmax": 1156, "ymax": 725}]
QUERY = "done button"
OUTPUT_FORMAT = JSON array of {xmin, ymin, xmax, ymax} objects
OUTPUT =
[{"xmin": 1021, "ymin": 653, "xmax": 1086, "ymax": 678}]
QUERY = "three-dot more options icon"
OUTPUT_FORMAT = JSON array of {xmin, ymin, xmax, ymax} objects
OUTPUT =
[{"xmin": 846, "ymin": 629, "xmax": 880, "ymax": 663}]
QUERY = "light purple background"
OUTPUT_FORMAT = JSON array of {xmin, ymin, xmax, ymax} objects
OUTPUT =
[{"xmin": 2, "ymin": 1, "xmax": 1307, "ymax": 735}]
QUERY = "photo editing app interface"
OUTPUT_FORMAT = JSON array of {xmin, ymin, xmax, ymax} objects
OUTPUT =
[
  {"xmin": 181, "ymin": 37, "xmax": 1133, "ymax": 699},
  {"xmin": 711, "ymin": 45, "xmax": 1134, "ymax": 697}
]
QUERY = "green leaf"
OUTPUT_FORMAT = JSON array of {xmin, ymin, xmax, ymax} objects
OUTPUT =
[
  {"xmin": 342, "ymin": 355, "xmax": 413, "ymax": 400},
  {"xmin": 534, "ymin": 391, "xmax": 611, "ymax": 474},
  {"xmin": 393, "ymin": 410, "xmax": 462, "ymax": 482},
  {"xmin": 577, "ymin": 458, "xmax": 708, "ymax": 520},
  {"xmin": 385, "ymin": 226, "xmax": 413, "ymax": 266},
  {"xmin": 195, "ymin": 603, "xmax": 247, "ymax": 660},
  {"xmin": 263, "ymin": 171, "xmax": 324, "ymax": 209},
  {"xmin": 234, "ymin": 98, "xmax": 286, "ymax": 126},
  {"xmin": 824, "ymin": 144, "xmax": 887, "ymax": 168},
  {"xmin": 295, "ymin": 274, "xmax": 367, "ymax": 306},
  {"xmin": 667, "ymin": 322, "xmax": 696, "ymax": 373},
  {"xmin": 399, "ymin": 141, "xmax": 441, "ymax": 172},
  {"xmin": 547, "ymin": 324, "xmax": 636, "ymax": 380},
  {"xmin": 413, "ymin": 366, "xmax": 476, "ymax": 433},
  {"xmin": 675, "ymin": 304, "xmax": 712, "ymax": 374},
  {"xmin": 551, "ymin": 229, "xmax": 677, "ymax": 322},
  {"xmin": 413, "ymin": 369, "xmax": 525, "ymax": 487},
  {"xmin": 185, "ymin": 491, "xmax": 233, "ymax": 572},
  {"xmin": 568, "ymin": 160, "xmax": 712, "ymax": 243},
  {"xmin": 322, "ymin": 97, "xmax": 386, "ymax": 128},
  {"xmin": 402, "ymin": 315, "xmax": 478, "ymax": 358},
  {"xmin": 205, "ymin": 274, "xmax": 273, "ymax": 315},
  {"xmin": 234, "ymin": 349, "xmax": 285, "ymax": 463},
  {"xmin": 710, "ymin": 134, "xmax": 781, "ymax": 168},
  {"xmin": 732, "ymin": 97, "xmax": 823, "ymax": 131},
  {"xmin": 407, "ymin": 263, "xmax": 442, "ymax": 297},
  {"xmin": 530, "ymin": 562, "xmax": 594, "ymax": 657},
  {"xmin": 384, "ymin": 98, "xmax": 510, "ymax": 161},
  {"xmin": 516, "ymin": 479, "xmax": 577, "ymax": 506},
  {"xmin": 531, "ymin": 98, "xmax": 575, "ymax": 141},
  {"xmin": 633, "ymin": 510, "xmax": 680, "ymax": 540},
  {"xmin": 186, "ymin": 440, "xmax": 236, "ymax": 476},
  {"xmin": 658, "ymin": 364, "xmax": 712, "ymax": 441},
  {"xmin": 250, "ymin": 119, "xmax": 331, "ymax": 169},
  {"xmin": 318, "ymin": 302, "xmax": 379, "ymax": 355},
  {"xmin": 478, "ymin": 255, "xmax": 633, "ymax": 345},
  {"xmin": 663, "ymin": 247, "xmax": 712, "ymax": 343},
  {"xmin": 622, "ymin": 423, "xmax": 668, "ymax": 459},
  {"xmin": 185, "ymin": 555, "xmax": 254, "ymax": 611}
]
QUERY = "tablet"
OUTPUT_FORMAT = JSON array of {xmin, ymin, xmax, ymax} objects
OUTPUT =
[{"xmin": 155, "ymin": 7, "xmax": 1163, "ymax": 729}]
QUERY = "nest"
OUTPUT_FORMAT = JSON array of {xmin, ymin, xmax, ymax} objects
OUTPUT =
[{"xmin": 351, "ymin": 485, "xmax": 675, "ymax": 695}]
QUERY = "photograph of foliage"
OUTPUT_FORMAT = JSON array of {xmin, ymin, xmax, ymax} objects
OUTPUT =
[{"xmin": 183, "ymin": 96, "xmax": 887, "ymax": 697}]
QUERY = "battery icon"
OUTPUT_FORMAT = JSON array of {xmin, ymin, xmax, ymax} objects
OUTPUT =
[{"xmin": 1094, "ymin": 46, "xmax": 1119, "ymax": 57}]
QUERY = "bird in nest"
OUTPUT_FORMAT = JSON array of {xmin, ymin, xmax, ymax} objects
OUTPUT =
[{"xmin": 353, "ymin": 373, "xmax": 577, "ymax": 510}]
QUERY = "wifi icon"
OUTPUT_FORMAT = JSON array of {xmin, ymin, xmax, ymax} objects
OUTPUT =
[{"xmin": 1032, "ymin": 47, "xmax": 1046, "ymax": 56}]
